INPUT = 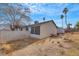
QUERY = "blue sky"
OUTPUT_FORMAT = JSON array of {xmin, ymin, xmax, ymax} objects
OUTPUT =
[
  {"xmin": 24, "ymin": 3, "xmax": 79, "ymax": 27},
  {"xmin": 0, "ymin": 3, "xmax": 79, "ymax": 28}
]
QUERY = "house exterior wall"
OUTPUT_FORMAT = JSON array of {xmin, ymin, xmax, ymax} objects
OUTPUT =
[
  {"xmin": 30, "ymin": 22, "xmax": 57, "ymax": 39},
  {"xmin": 40, "ymin": 22, "xmax": 57, "ymax": 39},
  {"xmin": 0, "ymin": 31, "xmax": 30, "ymax": 43}
]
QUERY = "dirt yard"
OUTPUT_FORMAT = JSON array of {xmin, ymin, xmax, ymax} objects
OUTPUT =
[
  {"xmin": 0, "ymin": 32, "xmax": 79, "ymax": 56},
  {"xmin": 0, "ymin": 38, "xmax": 39, "ymax": 55}
]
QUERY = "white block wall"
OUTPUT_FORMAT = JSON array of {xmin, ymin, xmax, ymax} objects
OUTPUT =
[{"xmin": 0, "ymin": 31, "xmax": 30, "ymax": 43}]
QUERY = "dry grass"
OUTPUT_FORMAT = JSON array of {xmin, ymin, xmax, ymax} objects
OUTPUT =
[
  {"xmin": 65, "ymin": 48, "xmax": 79, "ymax": 56},
  {"xmin": 0, "ymin": 38, "xmax": 39, "ymax": 55},
  {"xmin": 0, "ymin": 32, "xmax": 79, "ymax": 56},
  {"xmin": 63, "ymin": 32, "xmax": 79, "ymax": 56}
]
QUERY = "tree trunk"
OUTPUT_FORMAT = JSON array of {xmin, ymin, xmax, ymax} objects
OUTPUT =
[
  {"xmin": 10, "ymin": 24, "xmax": 15, "ymax": 31},
  {"xmin": 62, "ymin": 19, "xmax": 63, "ymax": 29},
  {"xmin": 65, "ymin": 14, "xmax": 67, "ymax": 28}
]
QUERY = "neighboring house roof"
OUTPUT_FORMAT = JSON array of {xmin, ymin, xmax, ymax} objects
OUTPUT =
[
  {"xmin": 57, "ymin": 27, "xmax": 63, "ymax": 29},
  {"xmin": 29, "ymin": 20, "xmax": 57, "ymax": 28}
]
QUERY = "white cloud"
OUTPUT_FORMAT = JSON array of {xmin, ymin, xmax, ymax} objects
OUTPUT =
[{"xmin": 24, "ymin": 3, "xmax": 70, "ymax": 17}]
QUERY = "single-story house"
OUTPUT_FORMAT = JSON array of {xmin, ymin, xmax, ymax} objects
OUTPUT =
[
  {"xmin": 0, "ymin": 20, "xmax": 66, "ymax": 43},
  {"xmin": 28, "ymin": 20, "xmax": 58, "ymax": 39}
]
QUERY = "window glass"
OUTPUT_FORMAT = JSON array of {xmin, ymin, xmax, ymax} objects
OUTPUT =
[
  {"xmin": 35, "ymin": 26, "xmax": 40, "ymax": 35},
  {"xmin": 31, "ymin": 26, "xmax": 40, "ymax": 35},
  {"xmin": 31, "ymin": 27, "xmax": 34, "ymax": 34}
]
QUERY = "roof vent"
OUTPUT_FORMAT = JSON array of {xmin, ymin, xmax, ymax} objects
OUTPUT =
[
  {"xmin": 34, "ymin": 21, "xmax": 39, "ymax": 24},
  {"xmin": 43, "ymin": 17, "xmax": 45, "ymax": 21}
]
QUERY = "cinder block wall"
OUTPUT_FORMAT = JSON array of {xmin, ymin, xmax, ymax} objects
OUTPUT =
[{"xmin": 0, "ymin": 31, "xmax": 30, "ymax": 43}]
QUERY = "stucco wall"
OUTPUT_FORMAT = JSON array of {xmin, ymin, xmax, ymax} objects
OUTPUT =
[
  {"xmin": 40, "ymin": 22, "xmax": 57, "ymax": 39},
  {"xmin": 30, "ymin": 33, "xmax": 41, "ymax": 39},
  {"xmin": 0, "ymin": 31, "xmax": 30, "ymax": 43},
  {"xmin": 30, "ymin": 22, "xmax": 57, "ymax": 39}
]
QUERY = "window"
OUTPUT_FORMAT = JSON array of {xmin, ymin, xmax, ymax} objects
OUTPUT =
[
  {"xmin": 31, "ymin": 26, "xmax": 40, "ymax": 35},
  {"xmin": 35, "ymin": 26, "xmax": 40, "ymax": 35},
  {"xmin": 31, "ymin": 27, "xmax": 34, "ymax": 34},
  {"xmin": 26, "ymin": 26, "xmax": 28, "ymax": 31}
]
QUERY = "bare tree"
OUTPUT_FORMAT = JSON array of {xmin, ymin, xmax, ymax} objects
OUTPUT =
[{"xmin": 0, "ymin": 3, "xmax": 32, "ymax": 30}]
